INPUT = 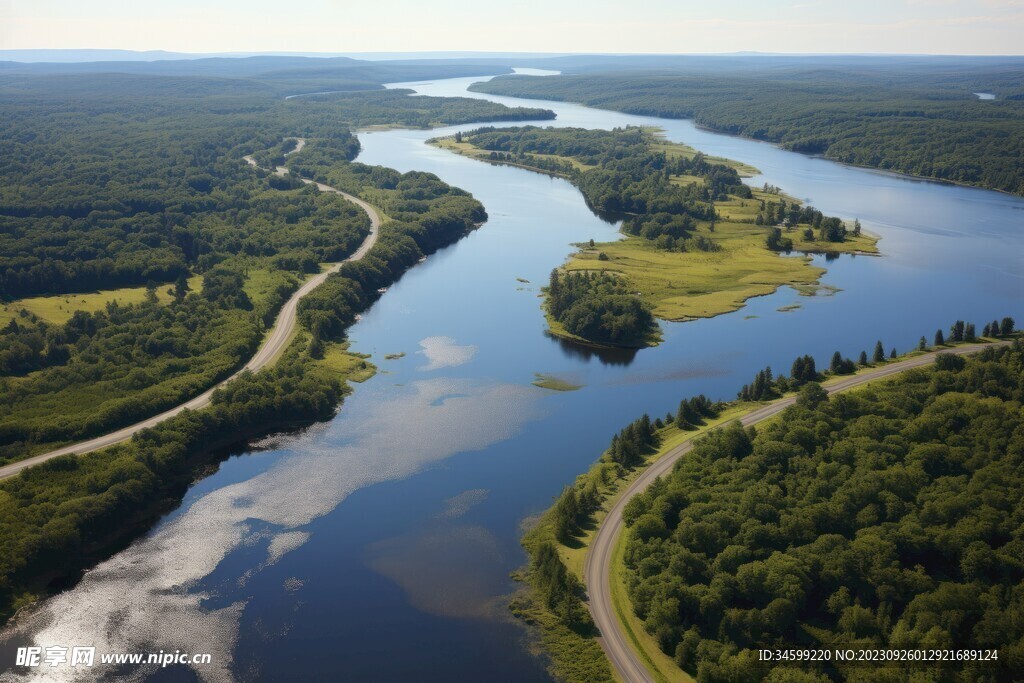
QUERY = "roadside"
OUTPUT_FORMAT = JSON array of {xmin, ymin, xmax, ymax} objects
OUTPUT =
[
  {"xmin": 515, "ymin": 337, "xmax": 1012, "ymax": 683},
  {"xmin": 0, "ymin": 141, "xmax": 382, "ymax": 481}
]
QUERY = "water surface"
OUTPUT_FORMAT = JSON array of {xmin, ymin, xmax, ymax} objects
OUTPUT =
[{"xmin": 1, "ymin": 70, "xmax": 1021, "ymax": 682}]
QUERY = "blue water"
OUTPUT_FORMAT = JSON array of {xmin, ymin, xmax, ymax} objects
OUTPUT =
[{"xmin": 2, "ymin": 71, "xmax": 1021, "ymax": 682}]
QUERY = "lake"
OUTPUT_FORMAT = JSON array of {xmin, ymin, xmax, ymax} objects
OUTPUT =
[{"xmin": 1, "ymin": 70, "xmax": 1021, "ymax": 682}]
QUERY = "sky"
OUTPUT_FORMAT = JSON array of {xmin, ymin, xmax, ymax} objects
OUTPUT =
[{"xmin": 2, "ymin": 0, "xmax": 1023, "ymax": 55}]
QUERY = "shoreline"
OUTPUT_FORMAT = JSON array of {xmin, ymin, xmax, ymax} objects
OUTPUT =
[
  {"xmin": 464, "ymin": 83, "xmax": 1020, "ymax": 198},
  {"xmin": 513, "ymin": 337, "xmax": 1014, "ymax": 682}
]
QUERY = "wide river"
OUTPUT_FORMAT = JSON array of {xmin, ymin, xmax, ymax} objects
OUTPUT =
[{"xmin": 2, "ymin": 70, "xmax": 1022, "ymax": 682}]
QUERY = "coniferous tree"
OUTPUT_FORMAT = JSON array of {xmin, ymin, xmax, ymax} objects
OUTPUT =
[
  {"xmin": 919, "ymin": 336, "xmax": 928, "ymax": 351},
  {"xmin": 935, "ymin": 329, "xmax": 945, "ymax": 346},
  {"xmin": 873, "ymin": 340, "xmax": 886, "ymax": 363},
  {"xmin": 1001, "ymin": 317, "xmax": 1016, "ymax": 336}
]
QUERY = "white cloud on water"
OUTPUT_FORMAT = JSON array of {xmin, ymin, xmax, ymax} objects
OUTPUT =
[
  {"xmin": 417, "ymin": 336, "xmax": 477, "ymax": 371},
  {"xmin": 0, "ymin": 377, "xmax": 542, "ymax": 682}
]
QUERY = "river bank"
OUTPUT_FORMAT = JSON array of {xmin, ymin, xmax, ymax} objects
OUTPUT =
[{"xmin": 519, "ymin": 336, "xmax": 1014, "ymax": 683}]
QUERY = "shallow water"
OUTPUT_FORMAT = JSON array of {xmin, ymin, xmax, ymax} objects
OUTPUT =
[{"xmin": 1, "ymin": 70, "xmax": 1021, "ymax": 682}]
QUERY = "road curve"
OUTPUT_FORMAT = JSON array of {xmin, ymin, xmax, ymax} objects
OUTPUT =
[
  {"xmin": 0, "ymin": 139, "xmax": 380, "ymax": 481},
  {"xmin": 584, "ymin": 342, "xmax": 1007, "ymax": 683}
]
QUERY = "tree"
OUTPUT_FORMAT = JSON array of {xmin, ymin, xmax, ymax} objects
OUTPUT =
[
  {"xmin": 950, "ymin": 320, "xmax": 965, "ymax": 343},
  {"xmin": 873, "ymin": 340, "xmax": 885, "ymax": 363},
  {"xmin": 173, "ymin": 274, "xmax": 190, "ymax": 302},
  {"xmin": 919, "ymin": 336, "xmax": 927, "ymax": 351},
  {"xmin": 1001, "ymin": 317, "xmax": 1015, "ymax": 336},
  {"xmin": 935, "ymin": 329, "xmax": 945, "ymax": 346},
  {"xmin": 890, "ymin": 347, "xmax": 897, "ymax": 359},
  {"xmin": 965, "ymin": 323, "xmax": 976, "ymax": 342},
  {"xmin": 859, "ymin": 350, "xmax": 869, "ymax": 366},
  {"xmin": 796, "ymin": 382, "xmax": 828, "ymax": 408}
]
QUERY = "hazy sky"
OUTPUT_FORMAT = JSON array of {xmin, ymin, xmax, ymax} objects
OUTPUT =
[{"xmin": 2, "ymin": 0, "xmax": 1022, "ymax": 55}]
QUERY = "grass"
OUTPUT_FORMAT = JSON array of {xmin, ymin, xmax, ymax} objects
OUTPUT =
[
  {"xmin": 532, "ymin": 373, "xmax": 583, "ymax": 392},
  {"xmin": 0, "ymin": 275, "xmax": 203, "ymax": 326},
  {"xmin": 313, "ymin": 342, "xmax": 376, "ymax": 383}
]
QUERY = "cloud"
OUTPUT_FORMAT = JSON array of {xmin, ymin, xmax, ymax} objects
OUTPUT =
[{"xmin": 417, "ymin": 335, "xmax": 477, "ymax": 371}]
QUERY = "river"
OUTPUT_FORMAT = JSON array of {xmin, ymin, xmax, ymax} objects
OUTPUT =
[{"xmin": 1, "ymin": 70, "xmax": 1022, "ymax": 682}]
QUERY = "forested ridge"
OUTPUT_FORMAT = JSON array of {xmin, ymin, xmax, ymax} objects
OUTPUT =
[
  {"xmin": 622, "ymin": 342, "xmax": 1024, "ymax": 682},
  {"xmin": 471, "ymin": 66, "xmax": 1024, "ymax": 195}
]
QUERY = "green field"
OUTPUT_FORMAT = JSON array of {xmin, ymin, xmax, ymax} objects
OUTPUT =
[{"xmin": 0, "ymin": 275, "xmax": 204, "ymax": 326}]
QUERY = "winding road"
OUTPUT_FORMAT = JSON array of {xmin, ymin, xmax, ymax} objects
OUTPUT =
[
  {"xmin": 0, "ymin": 139, "xmax": 381, "ymax": 481},
  {"xmin": 583, "ymin": 341, "xmax": 1006, "ymax": 683}
]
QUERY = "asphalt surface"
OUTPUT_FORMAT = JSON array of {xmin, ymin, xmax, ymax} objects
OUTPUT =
[
  {"xmin": 583, "ymin": 342, "xmax": 1006, "ymax": 683},
  {"xmin": 0, "ymin": 140, "xmax": 380, "ymax": 481}
]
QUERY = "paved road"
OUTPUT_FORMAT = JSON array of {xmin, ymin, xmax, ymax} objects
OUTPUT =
[
  {"xmin": 0, "ymin": 140, "xmax": 380, "ymax": 481},
  {"xmin": 583, "ymin": 342, "xmax": 1005, "ymax": 683}
]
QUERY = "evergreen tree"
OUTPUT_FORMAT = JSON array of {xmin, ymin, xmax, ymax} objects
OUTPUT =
[
  {"xmin": 873, "ymin": 340, "xmax": 886, "ymax": 363},
  {"xmin": 831, "ymin": 351, "xmax": 844, "ymax": 373},
  {"xmin": 1001, "ymin": 317, "xmax": 1016, "ymax": 336},
  {"xmin": 935, "ymin": 329, "xmax": 945, "ymax": 346},
  {"xmin": 859, "ymin": 350, "xmax": 869, "ymax": 366},
  {"xmin": 919, "ymin": 336, "xmax": 927, "ymax": 351},
  {"xmin": 965, "ymin": 323, "xmax": 976, "ymax": 342}
]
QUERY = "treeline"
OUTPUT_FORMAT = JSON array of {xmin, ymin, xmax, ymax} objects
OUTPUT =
[
  {"xmin": 462, "ymin": 126, "xmax": 747, "ymax": 217},
  {"xmin": 456, "ymin": 126, "xmax": 849, "ymax": 262},
  {"xmin": 621, "ymin": 341, "xmax": 1024, "ymax": 681},
  {"xmin": 546, "ymin": 270, "xmax": 656, "ymax": 347},
  {"xmin": 294, "ymin": 170, "xmax": 487, "ymax": 343},
  {"xmin": 738, "ymin": 316, "xmax": 1017, "ymax": 401},
  {"xmin": 472, "ymin": 68, "xmax": 1024, "ymax": 195}
]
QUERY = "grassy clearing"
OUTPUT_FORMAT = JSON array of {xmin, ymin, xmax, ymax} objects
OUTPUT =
[
  {"xmin": 532, "ymin": 373, "xmax": 583, "ymax": 392},
  {"xmin": 313, "ymin": 342, "xmax": 376, "ymax": 383},
  {"xmin": 0, "ymin": 275, "xmax": 203, "ymax": 326}
]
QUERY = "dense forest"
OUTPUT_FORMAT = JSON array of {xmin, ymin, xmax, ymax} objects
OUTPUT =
[
  {"xmin": 621, "ymin": 342, "xmax": 1024, "ymax": 681},
  {"xmin": 0, "ymin": 71, "xmax": 550, "ymax": 460},
  {"xmin": 472, "ymin": 67, "xmax": 1024, "ymax": 195},
  {"xmin": 546, "ymin": 270, "xmax": 656, "ymax": 347}
]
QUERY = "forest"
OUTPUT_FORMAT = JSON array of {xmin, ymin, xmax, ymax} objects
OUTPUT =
[
  {"xmin": 621, "ymin": 342, "xmax": 1024, "ymax": 681},
  {"xmin": 0, "ymin": 71, "xmax": 550, "ymax": 460},
  {"xmin": 545, "ymin": 270, "xmax": 656, "ymax": 347},
  {"xmin": 471, "ymin": 66, "xmax": 1024, "ymax": 195}
]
